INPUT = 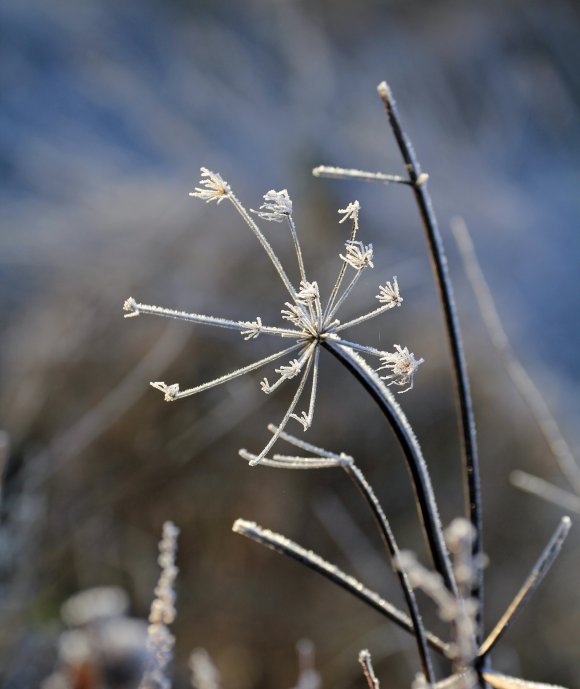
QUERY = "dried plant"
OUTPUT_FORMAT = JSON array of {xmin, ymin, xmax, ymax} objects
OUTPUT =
[{"xmin": 123, "ymin": 82, "xmax": 573, "ymax": 689}]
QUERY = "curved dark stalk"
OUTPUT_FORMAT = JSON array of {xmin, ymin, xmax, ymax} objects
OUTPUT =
[
  {"xmin": 377, "ymin": 82, "xmax": 483, "ymax": 642},
  {"xmin": 323, "ymin": 340, "xmax": 457, "ymax": 601},
  {"xmin": 344, "ymin": 461, "xmax": 435, "ymax": 683}
]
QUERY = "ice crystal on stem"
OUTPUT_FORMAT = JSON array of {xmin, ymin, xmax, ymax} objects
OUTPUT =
[
  {"xmin": 252, "ymin": 189, "xmax": 293, "ymax": 221},
  {"xmin": 340, "ymin": 240, "xmax": 374, "ymax": 271},
  {"xmin": 377, "ymin": 277, "xmax": 402, "ymax": 308},
  {"xmin": 189, "ymin": 168, "xmax": 230, "ymax": 204},
  {"xmin": 140, "ymin": 521, "xmax": 179, "ymax": 689},
  {"xmin": 377, "ymin": 345, "xmax": 424, "ymax": 392},
  {"xmin": 125, "ymin": 169, "xmax": 422, "ymax": 464}
]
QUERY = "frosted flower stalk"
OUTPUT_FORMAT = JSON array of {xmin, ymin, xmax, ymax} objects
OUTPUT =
[
  {"xmin": 140, "ymin": 521, "xmax": 179, "ymax": 689},
  {"xmin": 124, "ymin": 169, "xmax": 423, "ymax": 464}
]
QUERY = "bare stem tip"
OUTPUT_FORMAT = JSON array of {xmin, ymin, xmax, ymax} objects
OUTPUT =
[{"xmin": 377, "ymin": 81, "xmax": 392, "ymax": 102}]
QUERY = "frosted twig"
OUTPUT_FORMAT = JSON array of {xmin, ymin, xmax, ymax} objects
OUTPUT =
[
  {"xmin": 333, "ymin": 301, "xmax": 403, "ymax": 333},
  {"xmin": 123, "ymin": 299, "xmax": 301, "ymax": 339},
  {"xmin": 323, "ymin": 203, "xmax": 360, "ymax": 322},
  {"xmin": 239, "ymin": 449, "xmax": 346, "ymax": 469},
  {"xmin": 358, "ymin": 650, "xmax": 381, "ymax": 689},
  {"xmin": 322, "ymin": 342, "xmax": 458, "ymax": 598},
  {"xmin": 478, "ymin": 517, "xmax": 572, "ymax": 658},
  {"xmin": 451, "ymin": 217, "xmax": 580, "ymax": 495},
  {"xmin": 140, "ymin": 521, "xmax": 179, "ymax": 689},
  {"xmin": 291, "ymin": 348, "xmax": 320, "ymax": 430},
  {"xmin": 232, "ymin": 519, "xmax": 451, "ymax": 657},
  {"xmin": 150, "ymin": 343, "xmax": 302, "ymax": 401},
  {"xmin": 249, "ymin": 345, "xmax": 316, "ymax": 465},
  {"xmin": 313, "ymin": 165, "xmax": 411, "ymax": 186}
]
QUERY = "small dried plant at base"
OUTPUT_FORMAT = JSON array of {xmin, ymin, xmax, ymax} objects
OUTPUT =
[
  {"xmin": 124, "ymin": 176, "xmax": 420, "ymax": 464},
  {"xmin": 140, "ymin": 521, "xmax": 180, "ymax": 689}
]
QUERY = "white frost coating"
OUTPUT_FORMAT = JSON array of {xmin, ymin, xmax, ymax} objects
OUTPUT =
[
  {"xmin": 189, "ymin": 167, "xmax": 231, "ymax": 204},
  {"xmin": 126, "ymin": 172, "xmax": 421, "ymax": 460},
  {"xmin": 340, "ymin": 240, "xmax": 374, "ymax": 271},
  {"xmin": 140, "ymin": 521, "xmax": 179, "ymax": 689},
  {"xmin": 251, "ymin": 189, "xmax": 293, "ymax": 222}
]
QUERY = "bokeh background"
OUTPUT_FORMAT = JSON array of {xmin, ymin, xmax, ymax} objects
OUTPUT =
[{"xmin": 1, "ymin": 0, "xmax": 579, "ymax": 687}]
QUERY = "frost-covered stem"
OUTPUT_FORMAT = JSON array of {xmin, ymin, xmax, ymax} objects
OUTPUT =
[
  {"xmin": 323, "ymin": 216, "xmax": 358, "ymax": 323},
  {"xmin": 358, "ymin": 650, "xmax": 380, "ymax": 689},
  {"xmin": 232, "ymin": 519, "xmax": 451, "ymax": 657},
  {"xmin": 334, "ymin": 303, "xmax": 399, "ymax": 333},
  {"xmin": 323, "ymin": 341, "xmax": 457, "ymax": 599},
  {"xmin": 313, "ymin": 166, "xmax": 411, "ymax": 186},
  {"xmin": 478, "ymin": 517, "xmax": 572, "ymax": 659},
  {"xmin": 377, "ymin": 82, "xmax": 483, "ymax": 643},
  {"xmin": 325, "ymin": 270, "xmax": 364, "ymax": 324},
  {"xmin": 287, "ymin": 214, "xmax": 307, "ymax": 283},
  {"xmin": 345, "ymin": 462, "xmax": 434, "ymax": 682},
  {"xmin": 227, "ymin": 191, "xmax": 298, "ymax": 299}
]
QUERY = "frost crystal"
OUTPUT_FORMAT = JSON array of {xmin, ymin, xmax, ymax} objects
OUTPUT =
[
  {"xmin": 252, "ymin": 189, "xmax": 293, "ymax": 222},
  {"xmin": 340, "ymin": 240, "xmax": 374, "ymax": 271},
  {"xmin": 377, "ymin": 345, "xmax": 424, "ymax": 393},
  {"xmin": 376, "ymin": 277, "xmax": 402, "ymax": 308},
  {"xmin": 189, "ymin": 168, "xmax": 230, "ymax": 204}
]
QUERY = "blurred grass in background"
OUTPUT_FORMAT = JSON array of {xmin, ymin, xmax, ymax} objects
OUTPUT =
[{"xmin": 0, "ymin": 0, "xmax": 579, "ymax": 686}]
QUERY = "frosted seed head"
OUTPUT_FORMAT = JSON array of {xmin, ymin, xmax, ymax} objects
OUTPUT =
[
  {"xmin": 296, "ymin": 280, "xmax": 320, "ymax": 305},
  {"xmin": 150, "ymin": 381, "xmax": 181, "ymax": 401},
  {"xmin": 123, "ymin": 297, "xmax": 140, "ymax": 317},
  {"xmin": 189, "ymin": 167, "xmax": 230, "ymax": 204},
  {"xmin": 239, "ymin": 317, "xmax": 263, "ymax": 340},
  {"xmin": 376, "ymin": 277, "xmax": 402, "ymax": 307},
  {"xmin": 290, "ymin": 411, "xmax": 311, "ymax": 431},
  {"xmin": 377, "ymin": 345, "xmax": 423, "ymax": 393},
  {"xmin": 275, "ymin": 359, "xmax": 303, "ymax": 380},
  {"xmin": 340, "ymin": 240, "xmax": 374, "ymax": 271},
  {"xmin": 338, "ymin": 201, "xmax": 360, "ymax": 228},
  {"xmin": 251, "ymin": 189, "xmax": 293, "ymax": 222}
]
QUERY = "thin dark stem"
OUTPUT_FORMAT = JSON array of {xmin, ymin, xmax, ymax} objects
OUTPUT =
[
  {"xmin": 323, "ymin": 341, "xmax": 457, "ymax": 601},
  {"xmin": 344, "ymin": 462, "xmax": 434, "ymax": 682},
  {"xmin": 478, "ymin": 516, "xmax": 572, "ymax": 658},
  {"xmin": 232, "ymin": 519, "xmax": 451, "ymax": 658},
  {"xmin": 377, "ymin": 82, "xmax": 483, "ymax": 644}
]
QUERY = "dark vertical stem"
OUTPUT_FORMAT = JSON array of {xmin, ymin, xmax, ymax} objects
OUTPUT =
[
  {"xmin": 344, "ymin": 462, "xmax": 435, "ymax": 683},
  {"xmin": 377, "ymin": 82, "xmax": 483, "ymax": 645},
  {"xmin": 323, "ymin": 341, "xmax": 457, "ymax": 600}
]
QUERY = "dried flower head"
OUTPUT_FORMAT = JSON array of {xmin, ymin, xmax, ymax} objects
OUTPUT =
[
  {"xmin": 124, "ymin": 169, "xmax": 421, "ymax": 464},
  {"xmin": 252, "ymin": 189, "xmax": 293, "ymax": 221},
  {"xmin": 189, "ymin": 167, "xmax": 230, "ymax": 204},
  {"xmin": 376, "ymin": 277, "xmax": 402, "ymax": 308},
  {"xmin": 378, "ymin": 345, "xmax": 424, "ymax": 392}
]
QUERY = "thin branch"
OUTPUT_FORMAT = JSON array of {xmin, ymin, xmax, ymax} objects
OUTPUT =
[
  {"xmin": 510, "ymin": 471, "xmax": 580, "ymax": 514},
  {"xmin": 232, "ymin": 519, "xmax": 451, "ymax": 658},
  {"xmin": 323, "ymin": 342, "xmax": 458, "ymax": 600},
  {"xmin": 151, "ymin": 343, "xmax": 302, "ymax": 401},
  {"xmin": 124, "ymin": 299, "xmax": 301, "ymax": 339},
  {"xmin": 358, "ymin": 650, "xmax": 381, "ymax": 689},
  {"xmin": 313, "ymin": 166, "xmax": 411, "ymax": 186},
  {"xmin": 478, "ymin": 517, "xmax": 572, "ymax": 658},
  {"xmin": 345, "ymin": 462, "xmax": 435, "ymax": 682},
  {"xmin": 376, "ymin": 82, "xmax": 483, "ymax": 644},
  {"xmin": 451, "ymin": 217, "xmax": 580, "ymax": 495}
]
